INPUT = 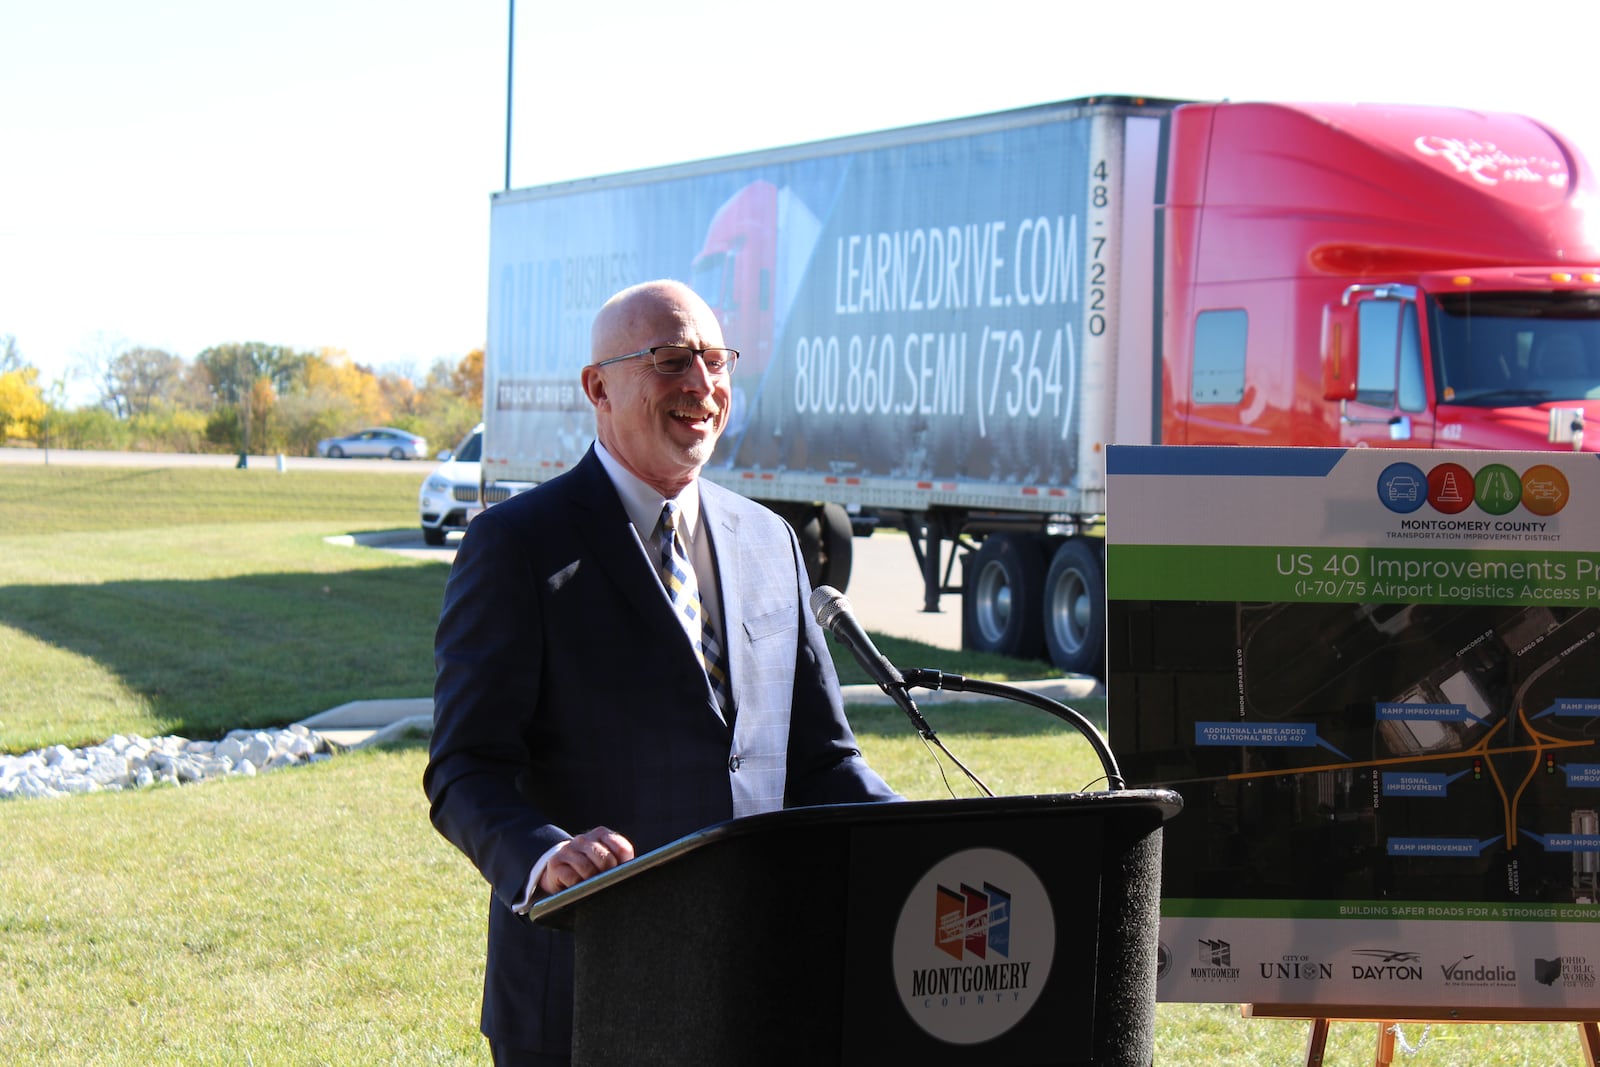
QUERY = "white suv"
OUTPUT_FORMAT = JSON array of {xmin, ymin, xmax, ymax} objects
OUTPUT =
[{"xmin": 418, "ymin": 425, "xmax": 483, "ymax": 546}]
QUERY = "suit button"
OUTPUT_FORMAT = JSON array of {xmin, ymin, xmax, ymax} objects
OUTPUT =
[{"xmin": 728, "ymin": 755, "xmax": 743, "ymax": 772}]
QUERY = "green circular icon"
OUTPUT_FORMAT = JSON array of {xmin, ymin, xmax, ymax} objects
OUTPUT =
[{"xmin": 1473, "ymin": 463, "xmax": 1522, "ymax": 514}]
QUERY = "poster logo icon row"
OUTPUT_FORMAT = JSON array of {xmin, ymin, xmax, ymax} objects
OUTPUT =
[{"xmin": 1378, "ymin": 462, "xmax": 1570, "ymax": 517}]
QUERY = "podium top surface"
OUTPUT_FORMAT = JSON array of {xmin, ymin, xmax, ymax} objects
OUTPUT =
[{"xmin": 527, "ymin": 788, "xmax": 1180, "ymax": 928}]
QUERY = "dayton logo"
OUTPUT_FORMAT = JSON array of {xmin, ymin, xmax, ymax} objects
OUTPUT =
[
  {"xmin": 1350, "ymin": 948, "xmax": 1423, "ymax": 981},
  {"xmin": 934, "ymin": 882, "xmax": 1011, "ymax": 961}
]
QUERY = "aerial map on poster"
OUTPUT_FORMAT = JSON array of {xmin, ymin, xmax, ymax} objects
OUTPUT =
[{"xmin": 1106, "ymin": 446, "xmax": 1599, "ymax": 1010}]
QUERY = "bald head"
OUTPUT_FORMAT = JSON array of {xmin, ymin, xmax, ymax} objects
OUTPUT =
[{"xmin": 590, "ymin": 280, "xmax": 722, "ymax": 365}]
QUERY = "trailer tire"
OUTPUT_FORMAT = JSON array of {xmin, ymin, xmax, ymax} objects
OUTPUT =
[
  {"xmin": 962, "ymin": 534, "xmax": 1045, "ymax": 660},
  {"xmin": 770, "ymin": 502, "xmax": 854, "ymax": 593},
  {"xmin": 1043, "ymin": 538, "xmax": 1105, "ymax": 677},
  {"xmin": 816, "ymin": 502, "xmax": 854, "ymax": 592}
]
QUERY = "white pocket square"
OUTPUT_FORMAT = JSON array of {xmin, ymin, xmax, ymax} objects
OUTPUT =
[{"xmin": 547, "ymin": 559, "xmax": 581, "ymax": 592}]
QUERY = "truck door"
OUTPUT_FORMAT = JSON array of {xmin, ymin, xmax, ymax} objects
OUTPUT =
[{"xmin": 1325, "ymin": 286, "xmax": 1433, "ymax": 447}]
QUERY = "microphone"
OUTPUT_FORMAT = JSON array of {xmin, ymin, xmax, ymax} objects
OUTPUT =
[
  {"xmin": 810, "ymin": 584, "xmax": 990, "ymax": 795},
  {"xmin": 809, "ymin": 585, "xmax": 905, "ymax": 696}
]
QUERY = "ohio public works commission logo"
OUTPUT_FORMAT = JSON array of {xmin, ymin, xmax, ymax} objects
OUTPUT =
[
  {"xmin": 1534, "ymin": 955, "xmax": 1596, "ymax": 989},
  {"xmin": 892, "ymin": 847, "xmax": 1055, "ymax": 1045}
]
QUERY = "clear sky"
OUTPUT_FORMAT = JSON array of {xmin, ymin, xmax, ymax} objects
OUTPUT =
[{"xmin": 5, "ymin": 0, "xmax": 1599, "ymax": 402}]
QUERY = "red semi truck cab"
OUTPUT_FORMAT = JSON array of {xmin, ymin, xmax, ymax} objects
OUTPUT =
[{"xmin": 1162, "ymin": 100, "xmax": 1600, "ymax": 453}]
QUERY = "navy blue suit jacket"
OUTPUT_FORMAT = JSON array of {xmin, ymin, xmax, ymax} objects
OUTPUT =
[{"xmin": 425, "ymin": 446, "xmax": 897, "ymax": 1054}]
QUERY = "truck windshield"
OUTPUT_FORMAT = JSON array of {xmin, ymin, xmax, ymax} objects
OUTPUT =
[{"xmin": 1430, "ymin": 291, "xmax": 1600, "ymax": 405}]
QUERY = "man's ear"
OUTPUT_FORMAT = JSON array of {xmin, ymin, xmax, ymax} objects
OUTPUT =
[{"xmin": 580, "ymin": 365, "xmax": 608, "ymax": 409}]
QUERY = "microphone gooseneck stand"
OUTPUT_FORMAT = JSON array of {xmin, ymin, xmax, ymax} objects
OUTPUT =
[
  {"xmin": 898, "ymin": 668, "xmax": 1127, "ymax": 793},
  {"xmin": 809, "ymin": 584, "xmax": 1125, "ymax": 796},
  {"xmin": 879, "ymin": 680, "xmax": 996, "ymax": 798}
]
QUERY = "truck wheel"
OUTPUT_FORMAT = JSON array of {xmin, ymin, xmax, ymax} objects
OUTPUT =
[
  {"xmin": 962, "ymin": 534, "xmax": 1045, "ymax": 659},
  {"xmin": 815, "ymin": 503, "xmax": 854, "ymax": 591},
  {"xmin": 770, "ymin": 502, "xmax": 854, "ymax": 592},
  {"xmin": 1043, "ymin": 538, "xmax": 1105, "ymax": 677}
]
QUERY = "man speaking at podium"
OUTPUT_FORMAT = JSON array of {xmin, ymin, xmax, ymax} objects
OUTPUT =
[{"xmin": 426, "ymin": 279, "xmax": 899, "ymax": 1065}]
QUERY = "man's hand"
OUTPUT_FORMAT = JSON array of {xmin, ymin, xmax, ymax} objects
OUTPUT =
[{"xmin": 538, "ymin": 826, "xmax": 636, "ymax": 894}]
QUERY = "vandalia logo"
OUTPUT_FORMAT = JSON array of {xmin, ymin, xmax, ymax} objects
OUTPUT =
[
  {"xmin": 892, "ymin": 848, "xmax": 1054, "ymax": 1046},
  {"xmin": 1440, "ymin": 954, "xmax": 1516, "ymax": 988}
]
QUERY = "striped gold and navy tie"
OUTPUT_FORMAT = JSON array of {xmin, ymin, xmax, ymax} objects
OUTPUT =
[{"xmin": 659, "ymin": 501, "xmax": 732, "ymax": 714}]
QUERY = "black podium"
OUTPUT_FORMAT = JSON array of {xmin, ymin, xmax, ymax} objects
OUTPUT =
[{"xmin": 529, "ymin": 790, "xmax": 1181, "ymax": 1066}]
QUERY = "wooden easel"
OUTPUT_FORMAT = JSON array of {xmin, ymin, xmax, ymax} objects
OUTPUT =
[{"xmin": 1244, "ymin": 1004, "xmax": 1600, "ymax": 1067}]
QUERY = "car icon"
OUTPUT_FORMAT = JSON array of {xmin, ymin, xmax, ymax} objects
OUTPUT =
[{"xmin": 1386, "ymin": 474, "xmax": 1420, "ymax": 502}]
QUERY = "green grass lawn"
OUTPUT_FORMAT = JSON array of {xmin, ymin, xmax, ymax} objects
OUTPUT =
[
  {"xmin": 0, "ymin": 463, "xmax": 1588, "ymax": 1064},
  {"xmin": 1, "ymin": 465, "xmax": 438, "ymax": 751}
]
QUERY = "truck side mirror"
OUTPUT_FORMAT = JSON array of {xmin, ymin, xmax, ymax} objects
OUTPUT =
[{"xmin": 1321, "ymin": 304, "xmax": 1359, "ymax": 402}]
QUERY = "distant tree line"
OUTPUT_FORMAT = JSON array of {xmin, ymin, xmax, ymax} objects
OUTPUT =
[{"xmin": 0, "ymin": 332, "xmax": 483, "ymax": 459}]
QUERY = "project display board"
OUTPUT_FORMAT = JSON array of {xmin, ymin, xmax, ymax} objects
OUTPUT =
[{"xmin": 1106, "ymin": 445, "xmax": 1600, "ymax": 1010}]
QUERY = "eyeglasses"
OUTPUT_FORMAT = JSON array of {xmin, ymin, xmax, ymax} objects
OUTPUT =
[{"xmin": 594, "ymin": 345, "xmax": 739, "ymax": 377}]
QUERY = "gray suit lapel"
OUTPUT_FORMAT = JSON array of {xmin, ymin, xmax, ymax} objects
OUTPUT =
[{"xmin": 703, "ymin": 493, "xmax": 744, "ymax": 726}]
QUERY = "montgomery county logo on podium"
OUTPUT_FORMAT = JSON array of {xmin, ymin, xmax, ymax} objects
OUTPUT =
[{"xmin": 891, "ymin": 847, "xmax": 1056, "ymax": 1044}]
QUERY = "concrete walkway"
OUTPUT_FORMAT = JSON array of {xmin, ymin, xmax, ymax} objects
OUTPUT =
[{"xmin": 297, "ymin": 676, "xmax": 1104, "ymax": 750}]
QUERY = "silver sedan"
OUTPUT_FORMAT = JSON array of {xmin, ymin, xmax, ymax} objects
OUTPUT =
[{"xmin": 316, "ymin": 427, "xmax": 429, "ymax": 460}]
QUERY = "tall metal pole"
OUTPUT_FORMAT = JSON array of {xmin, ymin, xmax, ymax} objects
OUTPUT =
[{"xmin": 504, "ymin": 0, "xmax": 515, "ymax": 191}]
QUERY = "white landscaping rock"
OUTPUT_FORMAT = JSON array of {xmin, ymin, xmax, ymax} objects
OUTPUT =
[{"xmin": 0, "ymin": 726, "xmax": 337, "ymax": 802}]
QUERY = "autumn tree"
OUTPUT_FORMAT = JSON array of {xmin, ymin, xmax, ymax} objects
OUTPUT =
[
  {"xmin": 101, "ymin": 346, "xmax": 186, "ymax": 418},
  {"xmin": 300, "ymin": 349, "xmax": 386, "ymax": 419},
  {"xmin": 264, "ymin": 348, "xmax": 389, "ymax": 456},
  {"xmin": 454, "ymin": 348, "xmax": 483, "ymax": 408},
  {"xmin": 416, "ymin": 348, "xmax": 484, "ymax": 450},
  {"xmin": 0, "ymin": 365, "xmax": 48, "ymax": 442},
  {"xmin": 196, "ymin": 342, "xmax": 300, "ymax": 406},
  {"xmin": 194, "ymin": 342, "xmax": 299, "ymax": 454},
  {"xmin": 376, "ymin": 365, "xmax": 421, "ymax": 421}
]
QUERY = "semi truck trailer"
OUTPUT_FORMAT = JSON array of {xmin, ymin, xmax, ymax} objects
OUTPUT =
[{"xmin": 480, "ymin": 95, "xmax": 1600, "ymax": 676}]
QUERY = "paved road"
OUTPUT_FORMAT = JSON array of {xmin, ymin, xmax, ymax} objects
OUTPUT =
[{"xmin": 0, "ymin": 446, "xmax": 424, "ymax": 473}]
